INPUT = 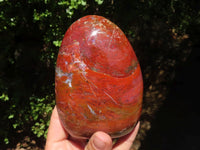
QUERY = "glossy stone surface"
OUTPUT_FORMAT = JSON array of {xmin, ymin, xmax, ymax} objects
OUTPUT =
[{"xmin": 55, "ymin": 15, "xmax": 143, "ymax": 139}]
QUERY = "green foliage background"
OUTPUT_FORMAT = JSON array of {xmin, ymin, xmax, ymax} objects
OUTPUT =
[{"xmin": 0, "ymin": 0, "xmax": 199, "ymax": 148}]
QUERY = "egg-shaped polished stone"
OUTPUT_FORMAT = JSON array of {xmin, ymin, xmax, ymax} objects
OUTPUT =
[{"xmin": 55, "ymin": 15, "xmax": 143, "ymax": 139}]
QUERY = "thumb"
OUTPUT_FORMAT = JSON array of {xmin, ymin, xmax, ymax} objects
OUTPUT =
[{"xmin": 85, "ymin": 131, "xmax": 112, "ymax": 150}]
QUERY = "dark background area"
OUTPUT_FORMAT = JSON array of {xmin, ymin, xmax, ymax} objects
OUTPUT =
[
  {"xmin": 0, "ymin": 0, "xmax": 200, "ymax": 149},
  {"xmin": 141, "ymin": 46, "xmax": 200, "ymax": 150}
]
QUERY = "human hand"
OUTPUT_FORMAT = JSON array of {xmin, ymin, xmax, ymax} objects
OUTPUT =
[{"xmin": 45, "ymin": 106, "xmax": 140, "ymax": 150}]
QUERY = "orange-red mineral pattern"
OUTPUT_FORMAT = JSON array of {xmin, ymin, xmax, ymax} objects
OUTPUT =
[{"xmin": 55, "ymin": 15, "xmax": 143, "ymax": 139}]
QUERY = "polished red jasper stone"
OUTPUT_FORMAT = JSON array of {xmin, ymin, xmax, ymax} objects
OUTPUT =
[{"xmin": 55, "ymin": 15, "xmax": 143, "ymax": 139}]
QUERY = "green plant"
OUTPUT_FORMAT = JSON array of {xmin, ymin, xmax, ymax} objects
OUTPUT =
[{"xmin": 30, "ymin": 95, "xmax": 55, "ymax": 138}]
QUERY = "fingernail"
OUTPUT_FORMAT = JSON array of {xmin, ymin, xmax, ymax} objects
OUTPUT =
[{"xmin": 93, "ymin": 136, "xmax": 106, "ymax": 149}]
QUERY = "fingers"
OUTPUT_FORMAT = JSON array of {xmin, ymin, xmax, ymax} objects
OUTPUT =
[
  {"xmin": 113, "ymin": 122, "xmax": 140, "ymax": 150},
  {"xmin": 85, "ymin": 131, "xmax": 112, "ymax": 150},
  {"xmin": 46, "ymin": 106, "xmax": 69, "ymax": 143},
  {"xmin": 45, "ymin": 106, "xmax": 140, "ymax": 150}
]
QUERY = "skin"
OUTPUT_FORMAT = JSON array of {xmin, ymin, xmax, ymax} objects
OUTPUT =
[{"xmin": 45, "ymin": 106, "xmax": 140, "ymax": 150}]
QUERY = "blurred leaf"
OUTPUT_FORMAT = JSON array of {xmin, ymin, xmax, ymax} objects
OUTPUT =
[
  {"xmin": 53, "ymin": 40, "xmax": 62, "ymax": 47},
  {"xmin": 95, "ymin": 0, "xmax": 104, "ymax": 5},
  {"xmin": 8, "ymin": 114, "xmax": 14, "ymax": 119},
  {"xmin": 4, "ymin": 138, "xmax": 9, "ymax": 144}
]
